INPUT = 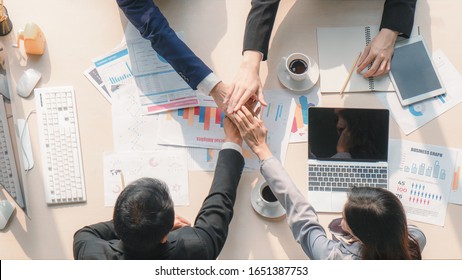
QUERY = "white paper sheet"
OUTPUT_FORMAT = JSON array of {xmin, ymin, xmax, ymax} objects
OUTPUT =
[
  {"xmin": 103, "ymin": 150, "xmax": 189, "ymax": 207},
  {"xmin": 377, "ymin": 50, "xmax": 462, "ymax": 135},
  {"xmin": 111, "ymin": 83, "xmax": 224, "ymax": 171},
  {"xmin": 388, "ymin": 139, "xmax": 457, "ymax": 226},
  {"xmin": 126, "ymin": 32, "xmax": 200, "ymax": 114},
  {"xmin": 288, "ymin": 86, "xmax": 322, "ymax": 143}
]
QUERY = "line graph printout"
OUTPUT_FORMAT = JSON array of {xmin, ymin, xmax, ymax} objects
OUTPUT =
[
  {"xmin": 388, "ymin": 139, "xmax": 457, "ymax": 226},
  {"xmin": 157, "ymin": 89, "xmax": 295, "ymax": 166},
  {"xmin": 289, "ymin": 86, "xmax": 322, "ymax": 143},
  {"xmin": 111, "ymin": 84, "xmax": 160, "ymax": 151},
  {"xmin": 262, "ymin": 89, "xmax": 296, "ymax": 164},
  {"xmin": 377, "ymin": 50, "xmax": 462, "ymax": 135},
  {"xmin": 103, "ymin": 150, "xmax": 189, "ymax": 207},
  {"xmin": 127, "ymin": 31, "xmax": 199, "ymax": 115}
]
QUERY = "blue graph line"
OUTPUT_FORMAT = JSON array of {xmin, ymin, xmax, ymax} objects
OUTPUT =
[
  {"xmin": 300, "ymin": 96, "xmax": 309, "ymax": 125},
  {"xmin": 199, "ymin": 107, "xmax": 206, "ymax": 123}
]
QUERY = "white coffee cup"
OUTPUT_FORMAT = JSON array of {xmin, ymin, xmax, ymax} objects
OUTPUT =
[
  {"xmin": 251, "ymin": 180, "xmax": 286, "ymax": 219},
  {"xmin": 284, "ymin": 53, "xmax": 311, "ymax": 81},
  {"xmin": 256, "ymin": 182, "xmax": 279, "ymax": 208}
]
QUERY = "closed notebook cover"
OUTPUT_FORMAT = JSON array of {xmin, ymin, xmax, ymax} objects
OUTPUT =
[{"xmin": 317, "ymin": 26, "xmax": 394, "ymax": 93}]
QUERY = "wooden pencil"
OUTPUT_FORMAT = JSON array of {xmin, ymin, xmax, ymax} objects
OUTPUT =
[{"xmin": 340, "ymin": 51, "xmax": 362, "ymax": 95}]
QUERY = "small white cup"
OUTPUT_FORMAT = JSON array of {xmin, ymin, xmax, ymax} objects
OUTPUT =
[
  {"xmin": 256, "ymin": 182, "xmax": 279, "ymax": 208},
  {"xmin": 284, "ymin": 53, "xmax": 311, "ymax": 81}
]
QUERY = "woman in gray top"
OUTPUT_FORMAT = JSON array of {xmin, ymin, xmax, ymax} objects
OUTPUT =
[{"xmin": 232, "ymin": 106, "xmax": 426, "ymax": 260}]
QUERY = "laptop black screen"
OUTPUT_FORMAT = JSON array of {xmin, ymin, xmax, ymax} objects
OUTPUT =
[{"xmin": 308, "ymin": 107, "xmax": 389, "ymax": 161}]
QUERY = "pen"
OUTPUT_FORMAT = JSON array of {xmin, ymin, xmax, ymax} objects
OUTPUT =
[
  {"xmin": 340, "ymin": 51, "xmax": 362, "ymax": 95},
  {"xmin": 120, "ymin": 171, "xmax": 126, "ymax": 190}
]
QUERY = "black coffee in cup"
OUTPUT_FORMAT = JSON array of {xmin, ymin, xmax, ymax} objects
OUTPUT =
[
  {"xmin": 289, "ymin": 59, "xmax": 308, "ymax": 74},
  {"xmin": 261, "ymin": 185, "xmax": 277, "ymax": 203}
]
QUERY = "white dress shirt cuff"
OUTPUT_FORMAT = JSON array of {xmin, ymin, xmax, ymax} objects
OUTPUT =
[
  {"xmin": 222, "ymin": 142, "xmax": 242, "ymax": 155},
  {"xmin": 196, "ymin": 73, "xmax": 221, "ymax": 96}
]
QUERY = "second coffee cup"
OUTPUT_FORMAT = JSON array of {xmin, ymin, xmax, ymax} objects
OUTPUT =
[{"xmin": 285, "ymin": 53, "xmax": 311, "ymax": 81}]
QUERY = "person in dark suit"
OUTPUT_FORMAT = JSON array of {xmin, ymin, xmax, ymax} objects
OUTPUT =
[
  {"xmin": 225, "ymin": 0, "xmax": 417, "ymax": 113},
  {"xmin": 73, "ymin": 117, "xmax": 245, "ymax": 259},
  {"xmin": 116, "ymin": 0, "xmax": 232, "ymax": 109}
]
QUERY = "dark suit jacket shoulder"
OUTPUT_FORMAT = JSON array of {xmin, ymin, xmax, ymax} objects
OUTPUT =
[
  {"xmin": 243, "ymin": 0, "xmax": 417, "ymax": 60},
  {"xmin": 73, "ymin": 149, "xmax": 244, "ymax": 260},
  {"xmin": 116, "ymin": 0, "xmax": 212, "ymax": 90}
]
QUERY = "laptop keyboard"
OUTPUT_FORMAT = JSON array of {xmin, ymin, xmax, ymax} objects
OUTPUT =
[{"xmin": 308, "ymin": 164, "xmax": 388, "ymax": 192}]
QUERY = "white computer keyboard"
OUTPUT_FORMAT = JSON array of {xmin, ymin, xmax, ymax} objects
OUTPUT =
[
  {"xmin": 0, "ymin": 96, "xmax": 24, "ymax": 208},
  {"xmin": 35, "ymin": 86, "xmax": 86, "ymax": 204}
]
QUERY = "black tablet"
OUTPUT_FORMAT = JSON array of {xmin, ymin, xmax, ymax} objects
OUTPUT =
[{"xmin": 389, "ymin": 35, "xmax": 445, "ymax": 106}]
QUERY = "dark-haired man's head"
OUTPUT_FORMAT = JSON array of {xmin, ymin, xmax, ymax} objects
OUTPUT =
[{"xmin": 113, "ymin": 177, "xmax": 174, "ymax": 252}]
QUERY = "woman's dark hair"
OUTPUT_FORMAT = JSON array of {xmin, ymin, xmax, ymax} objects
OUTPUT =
[
  {"xmin": 113, "ymin": 177, "xmax": 174, "ymax": 253},
  {"xmin": 344, "ymin": 187, "xmax": 421, "ymax": 259}
]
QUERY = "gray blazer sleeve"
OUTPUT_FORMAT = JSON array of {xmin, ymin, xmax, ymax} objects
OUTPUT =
[
  {"xmin": 261, "ymin": 157, "xmax": 427, "ymax": 259},
  {"xmin": 260, "ymin": 157, "xmax": 341, "ymax": 259}
]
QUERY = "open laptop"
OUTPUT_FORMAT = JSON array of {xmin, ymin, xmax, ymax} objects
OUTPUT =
[{"xmin": 308, "ymin": 107, "xmax": 389, "ymax": 212}]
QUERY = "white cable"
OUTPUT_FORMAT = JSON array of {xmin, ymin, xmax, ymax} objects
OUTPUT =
[{"xmin": 19, "ymin": 110, "xmax": 36, "ymax": 173}]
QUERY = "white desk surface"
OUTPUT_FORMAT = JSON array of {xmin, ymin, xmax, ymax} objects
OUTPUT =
[{"xmin": 1, "ymin": 0, "xmax": 461, "ymax": 259}]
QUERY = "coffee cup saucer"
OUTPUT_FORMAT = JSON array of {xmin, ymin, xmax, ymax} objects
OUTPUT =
[
  {"xmin": 277, "ymin": 59, "xmax": 319, "ymax": 92},
  {"xmin": 250, "ymin": 181, "xmax": 286, "ymax": 219}
]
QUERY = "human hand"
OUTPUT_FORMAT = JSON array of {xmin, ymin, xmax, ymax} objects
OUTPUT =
[
  {"xmin": 172, "ymin": 214, "xmax": 191, "ymax": 231},
  {"xmin": 223, "ymin": 115, "xmax": 242, "ymax": 146},
  {"xmin": 224, "ymin": 51, "xmax": 266, "ymax": 114},
  {"xmin": 210, "ymin": 82, "xmax": 234, "ymax": 113},
  {"xmin": 233, "ymin": 106, "xmax": 272, "ymax": 160},
  {"xmin": 356, "ymin": 28, "xmax": 398, "ymax": 78}
]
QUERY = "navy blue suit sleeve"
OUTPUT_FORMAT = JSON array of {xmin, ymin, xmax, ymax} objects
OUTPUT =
[
  {"xmin": 116, "ymin": 0, "xmax": 212, "ymax": 90},
  {"xmin": 380, "ymin": 0, "xmax": 417, "ymax": 38},
  {"xmin": 193, "ymin": 149, "xmax": 244, "ymax": 259}
]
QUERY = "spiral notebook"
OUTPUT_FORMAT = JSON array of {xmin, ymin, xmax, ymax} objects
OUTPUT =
[{"xmin": 317, "ymin": 26, "xmax": 394, "ymax": 93}]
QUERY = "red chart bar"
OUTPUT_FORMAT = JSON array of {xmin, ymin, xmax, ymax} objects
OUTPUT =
[
  {"xmin": 188, "ymin": 107, "xmax": 194, "ymax": 126},
  {"xmin": 204, "ymin": 107, "xmax": 211, "ymax": 130},
  {"xmin": 182, "ymin": 108, "xmax": 189, "ymax": 120},
  {"xmin": 215, "ymin": 108, "xmax": 222, "ymax": 125}
]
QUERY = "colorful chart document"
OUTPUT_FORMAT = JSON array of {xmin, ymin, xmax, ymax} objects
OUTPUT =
[
  {"xmin": 289, "ymin": 86, "xmax": 322, "ymax": 143},
  {"xmin": 157, "ymin": 89, "xmax": 295, "ymax": 166},
  {"xmin": 388, "ymin": 139, "xmax": 457, "ymax": 226},
  {"xmin": 103, "ymin": 150, "xmax": 189, "ymax": 207},
  {"xmin": 450, "ymin": 149, "xmax": 462, "ymax": 205}
]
